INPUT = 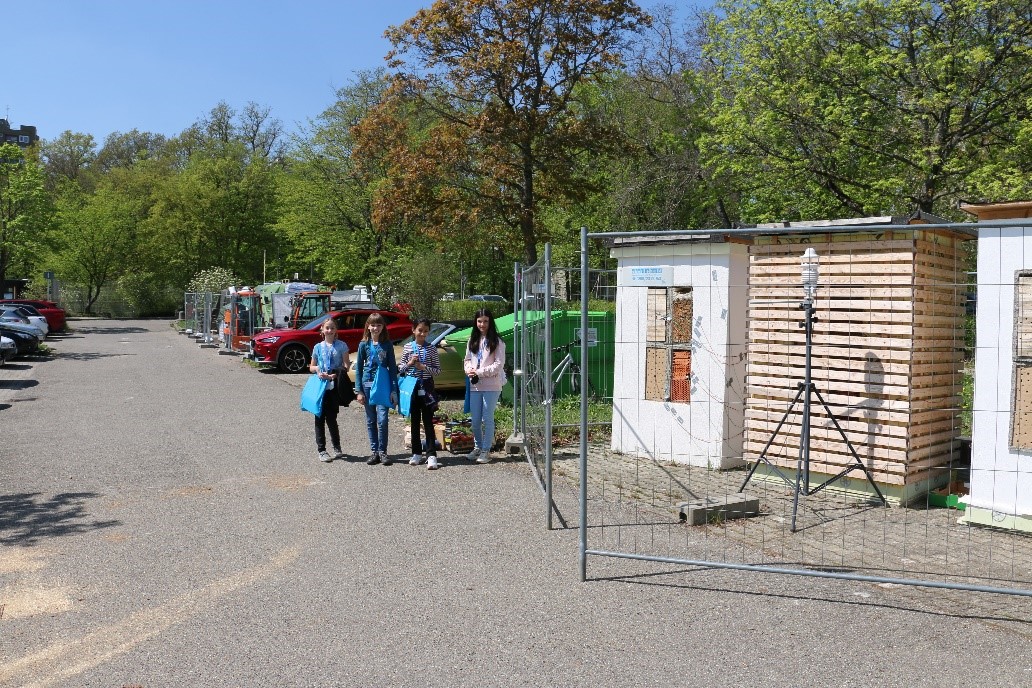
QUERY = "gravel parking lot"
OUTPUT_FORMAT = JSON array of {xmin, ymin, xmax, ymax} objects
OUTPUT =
[{"xmin": 1, "ymin": 319, "xmax": 1030, "ymax": 687}]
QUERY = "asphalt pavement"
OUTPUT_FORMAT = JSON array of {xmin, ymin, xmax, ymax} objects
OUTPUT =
[{"xmin": 1, "ymin": 319, "xmax": 1030, "ymax": 687}]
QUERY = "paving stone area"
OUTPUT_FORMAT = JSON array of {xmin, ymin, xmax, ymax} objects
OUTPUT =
[{"xmin": 541, "ymin": 444, "xmax": 1032, "ymax": 593}]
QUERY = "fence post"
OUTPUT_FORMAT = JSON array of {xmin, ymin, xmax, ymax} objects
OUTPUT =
[
  {"xmin": 512, "ymin": 262, "xmax": 520, "ymax": 438},
  {"xmin": 544, "ymin": 244, "xmax": 553, "ymax": 531},
  {"xmin": 519, "ymin": 266, "xmax": 528, "ymax": 444},
  {"xmin": 579, "ymin": 226, "xmax": 588, "ymax": 581}
]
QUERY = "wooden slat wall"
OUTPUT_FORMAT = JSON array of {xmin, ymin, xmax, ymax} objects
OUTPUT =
[{"xmin": 743, "ymin": 230, "xmax": 969, "ymax": 489}]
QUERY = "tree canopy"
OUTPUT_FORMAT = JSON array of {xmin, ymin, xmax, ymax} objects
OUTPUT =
[
  {"xmin": 8, "ymin": 1, "xmax": 1032, "ymax": 312},
  {"xmin": 359, "ymin": 0, "xmax": 652, "ymax": 265}
]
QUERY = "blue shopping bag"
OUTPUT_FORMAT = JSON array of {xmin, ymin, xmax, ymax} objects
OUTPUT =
[
  {"xmin": 368, "ymin": 364, "xmax": 393, "ymax": 408},
  {"xmin": 398, "ymin": 375, "xmax": 418, "ymax": 417},
  {"xmin": 300, "ymin": 374, "xmax": 328, "ymax": 415}
]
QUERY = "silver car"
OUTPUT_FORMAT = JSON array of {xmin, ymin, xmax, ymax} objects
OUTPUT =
[
  {"xmin": 0, "ymin": 335, "xmax": 15, "ymax": 365},
  {"xmin": 0, "ymin": 306, "xmax": 47, "ymax": 338}
]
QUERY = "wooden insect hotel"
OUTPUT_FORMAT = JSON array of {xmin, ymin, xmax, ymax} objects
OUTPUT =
[
  {"xmin": 963, "ymin": 200, "xmax": 1032, "ymax": 532},
  {"xmin": 609, "ymin": 235, "xmax": 750, "ymax": 468},
  {"xmin": 743, "ymin": 216, "xmax": 973, "ymax": 503}
]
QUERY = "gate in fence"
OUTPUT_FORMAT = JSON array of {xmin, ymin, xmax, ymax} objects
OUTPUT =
[
  {"xmin": 183, "ymin": 292, "xmax": 216, "ymax": 345},
  {"xmin": 515, "ymin": 247, "xmax": 555, "ymax": 525},
  {"xmin": 515, "ymin": 245, "xmax": 617, "ymax": 530},
  {"xmin": 562, "ymin": 224, "xmax": 1032, "ymax": 597}
]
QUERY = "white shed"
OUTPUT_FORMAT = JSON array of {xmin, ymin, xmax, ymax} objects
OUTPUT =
[
  {"xmin": 609, "ymin": 235, "xmax": 749, "ymax": 468},
  {"xmin": 964, "ymin": 200, "xmax": 1032, "ymax": 532}
]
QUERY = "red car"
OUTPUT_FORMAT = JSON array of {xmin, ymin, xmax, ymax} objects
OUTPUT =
[
  {"xmin": 0, "ymin": 299, "xmax": 67, "ymax": 332},
  {"xmin": 248, "ymin": 309, "xmax": 413, "ymax": 373}
]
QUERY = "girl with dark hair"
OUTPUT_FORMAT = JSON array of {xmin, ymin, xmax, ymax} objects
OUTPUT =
[
  {"xmin": 464, "ymin": 308, "xmax": 506, "ymax": 463},
  {"xmin": 353, "ymin": 312, "xmax": 399, "ymax": 465},
  {"xmin": 400, "ymin": 318, "xmax": 442, "ymax": 470}
]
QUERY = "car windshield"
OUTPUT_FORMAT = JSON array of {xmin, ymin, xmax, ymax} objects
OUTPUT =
[
  {"xmin": 301, "ymin": 313, "xmax": 331, "ymax": 331},
  {"xmin": 398, "ymin": 323, "xmax": 454, "ymax": 347}
]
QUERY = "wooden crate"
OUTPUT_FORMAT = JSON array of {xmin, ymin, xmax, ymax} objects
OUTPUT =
[{"xmin": 743, "ymin": 230, "xmax": 970, "ymax": 494}]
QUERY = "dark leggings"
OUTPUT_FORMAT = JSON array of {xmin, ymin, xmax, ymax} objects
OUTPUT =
[
  {"xmin": 409, "ymin": 392, "xmax": 437, "ymax": 456},
  {"xmin": 315, "ymin": 387, "xmax": 341, "ymax": 451}
]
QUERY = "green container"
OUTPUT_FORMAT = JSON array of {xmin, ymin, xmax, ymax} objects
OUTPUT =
[
  {"xmin": 927, "ymin": 491, "xmax": 964, "ymax": 510},
  {"xmin": 446, "ymin": 310, "xmax": 615, "ymax": 404}
]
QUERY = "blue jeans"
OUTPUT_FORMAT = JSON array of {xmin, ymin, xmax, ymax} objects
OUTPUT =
[
  {"xmin": 469, "ymin": 390, "xmax": 501, "ymax": 451},
  {"xmin": 363, "ymin": 402, "xmax": 390, "ymax": 453}
]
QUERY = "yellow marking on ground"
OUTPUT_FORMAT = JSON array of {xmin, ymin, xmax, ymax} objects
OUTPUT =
[{"xmin": 0, "ymin": 546, "xmax": 300, "ymax": 687}]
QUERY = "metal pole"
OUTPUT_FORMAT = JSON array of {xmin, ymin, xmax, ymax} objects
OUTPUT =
[
  {"xmin": 791, "ymin": 298, "xmax": 815, "ymax": 533},
  {"xmin": 512, "ymin": 262, "xmax": 520, "ymax": 437},
  {"xmin": 544, "ymin": 244, "xmax": 553, "ymax": 531},
  {"xmin": 519, "ymin": 267, "xmax": 528, "ymax": 442},
  {"xmin": 579, "ymin": 226, "xmax": 588, "ymax": 582}
]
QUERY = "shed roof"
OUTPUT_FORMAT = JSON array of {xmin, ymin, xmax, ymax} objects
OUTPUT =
[{"xmin": 606, "ymin": 210, "xmax": 976, "ymax": 249}]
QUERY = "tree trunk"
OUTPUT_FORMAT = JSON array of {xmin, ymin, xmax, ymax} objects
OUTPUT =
[{"xmin": 521, "ymin": 145, "xmax": 538, "ymax": 266}]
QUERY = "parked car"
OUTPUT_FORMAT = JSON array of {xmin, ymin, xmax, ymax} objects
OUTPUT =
[
  {"xmin": 468, "ymin": 294, "xmax": 507, "ymax": 303},
  {"xmin": 0, "ymin": 323, "xmax": 40, "ymax": 355},
  {"xmin": 1, "ymin": 305, "xmax": 48, "ymax": 336},
  {"xmin": 0, "ymin": 335, "xmax": 15, "ymax": 365},
  {"xmin": 249, "ymin": 309, "xmax": 413, "ymax": 373},
  {"xmin": 347, "ymin": 322, "xmax": 466, "ymax": 391},
  {"xmin": 0, "ymin": 312, "xmax": 45, "ymax": 342},
  {"xmin": 0, "ymin": 299, "xmax": 66, "ymax": 332}
]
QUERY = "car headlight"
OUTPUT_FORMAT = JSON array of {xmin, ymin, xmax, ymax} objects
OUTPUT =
[{"xmin": 261, "ymin": 336, "xmax": 281, "ymax": 344}]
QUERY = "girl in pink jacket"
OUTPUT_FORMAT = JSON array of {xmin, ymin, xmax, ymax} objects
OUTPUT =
[{"xmin": 464, "ymin": 308, "xmax": 506, "ymax": 463}]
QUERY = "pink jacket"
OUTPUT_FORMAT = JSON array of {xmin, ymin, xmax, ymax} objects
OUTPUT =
[{"xmin": 464, "ymin": 339, "xmax": 507, "ymax": 392}]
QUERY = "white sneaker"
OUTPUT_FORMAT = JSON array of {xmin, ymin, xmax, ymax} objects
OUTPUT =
[
  {"xmin": 409, "ymin": 454, "xmax": 425, "ymax": 466},
  {"xmin": 475, "ymin": 451, "xmax": 493, "ymax": 464},
  {"xmin": 427, "ymin": 455, "xmax": 439, "ymax": 470},
  {"xmin": 318, "ymin": 451, "xmax": 332, "ymax": 463},
  {"xmin": 467, "ymin": 447, "xmax": 481, "ymax": 461}
]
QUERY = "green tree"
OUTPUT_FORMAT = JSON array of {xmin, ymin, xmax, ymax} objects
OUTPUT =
[
  {"xmin": 40, "ymin": 131, "xmax": 98, "ymax": 193},
  {"xmin": 364, "ymin": 0, "xmax": 652, "ymax": 265},
  {"xmin": 702, "ymin": 0, "xmax": 1032, "ymax": 220},
  {"xmin": 53, "ymin": 184, "xmax": 142, "ymax": 313},
  {"xmin": 95, "ymin": 129, "xmax": 168, "ymax": 172},
  {"xmin": 142, "ymin": 104, "xmax": 282, "ymax": 288},
  {"xmin": 186, "ymin": 266, "xmax": 241, "ymax": 294},
  {"xmin": 0, "ymin": 144, "xmax": 52, "ymax": 287},
  {"xmin": 277, "ymin": 70, "xmax": 410, "ymax": 287},
  {"xmin": 373, "ymin": 251, "xmax": 459, "ymax": 321}
]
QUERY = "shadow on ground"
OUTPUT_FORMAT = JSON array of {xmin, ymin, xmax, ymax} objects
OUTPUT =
[
  {"xmin": 55, "ymin": 351, "xmax": 134, "ymax": 361},
  {"xmin": 0, "ymin": 492, "xmax": 122, "ymax": 546},
  {"xmin": 0, "ymin": 379, "xmax": 38, "ymax": 390},
  {"xmin": 69, "ymin": 326, "xmax": 149, "ymax": 335}
]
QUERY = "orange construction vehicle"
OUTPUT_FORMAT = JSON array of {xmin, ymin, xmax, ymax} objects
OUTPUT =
[
  {"xmin": 221, "ymin": 287, "xmax": 262, "ymax": 352},
  {"xmin": 285, "ymin": 289, "xmax": 377, "ymax": 329}
]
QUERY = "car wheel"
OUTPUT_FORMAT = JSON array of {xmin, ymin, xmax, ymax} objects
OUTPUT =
[{"xmin": 279, "ymin": 344, "xmax": 309, "ymax": 373}]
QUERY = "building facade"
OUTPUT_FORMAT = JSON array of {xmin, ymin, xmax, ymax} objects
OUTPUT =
[{"xmin": 0, "ymin": 119, "xmax": 39, "ymax": 148}]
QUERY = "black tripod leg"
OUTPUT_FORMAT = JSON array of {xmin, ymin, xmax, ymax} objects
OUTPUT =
[
  {"xmin": 740, "ymin": 384, "xmax": 806, "ymax": 492},
  {"xmin": 811, "ymin": 387, "xmax": 888, "ymax": 505}
]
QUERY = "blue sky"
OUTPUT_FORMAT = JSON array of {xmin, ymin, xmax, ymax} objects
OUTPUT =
[
  {"xmin": 8, "ymin": 1, "xmax": 707, "ymax": 146},
  {"xmin": 5, "ymin": 1, "xmax": 432, "ymax": 144}
]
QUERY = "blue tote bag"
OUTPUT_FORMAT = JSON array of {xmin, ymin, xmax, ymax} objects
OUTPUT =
[
  {"xmin": 300, "ymin": 374, "xmax": 328, "ymax": 415},
  {"xmin": 398, "ymin": 375, "xmax": 419, "ymax": 417},
  {"xmin": 368, "ymin": 364, "xmax": 393, "ymax": 408}
]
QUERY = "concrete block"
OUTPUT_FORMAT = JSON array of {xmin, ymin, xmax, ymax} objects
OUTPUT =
[
  {"xmin": 504, "ymin": 432, "xmax": 525, "ymax": 455},
  {"xmin": 678, "ymin": 493, "xmax": 759, "ymax": 526}
]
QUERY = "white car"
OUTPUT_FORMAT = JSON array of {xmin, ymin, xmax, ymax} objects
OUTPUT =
[
  {"xmin": 0, "ymin": 335, "xmax": 15, "ymax": 365},
  {"xmin": 0, "ymin": 306, "xmax": 48, "ymax": 337}
]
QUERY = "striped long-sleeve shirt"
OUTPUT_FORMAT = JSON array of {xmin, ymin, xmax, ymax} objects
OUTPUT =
[{"xmin": 399, "ymin": 340, "xmax": 441, "ymax": 382}]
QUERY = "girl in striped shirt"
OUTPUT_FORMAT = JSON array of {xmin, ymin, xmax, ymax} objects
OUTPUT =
[{"xmin": 400, "ymin": 318, "xmax": 442, "ymax": 470}]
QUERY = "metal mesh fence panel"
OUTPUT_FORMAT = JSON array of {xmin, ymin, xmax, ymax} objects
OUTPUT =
[
  {"xmin": 183, "ymin": 293, "xmax": 203, "ymax": 334},
  {"xmin": 516, "ymin": 245, "xmax": 617, "ymax": 528},
  {"xmin": 571, "ymin": 224, "xmax": 1032, "ymax": 597},
  {"xmin": 518, "ymin": 252, "xmax": 550, "ymax": 492}
]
